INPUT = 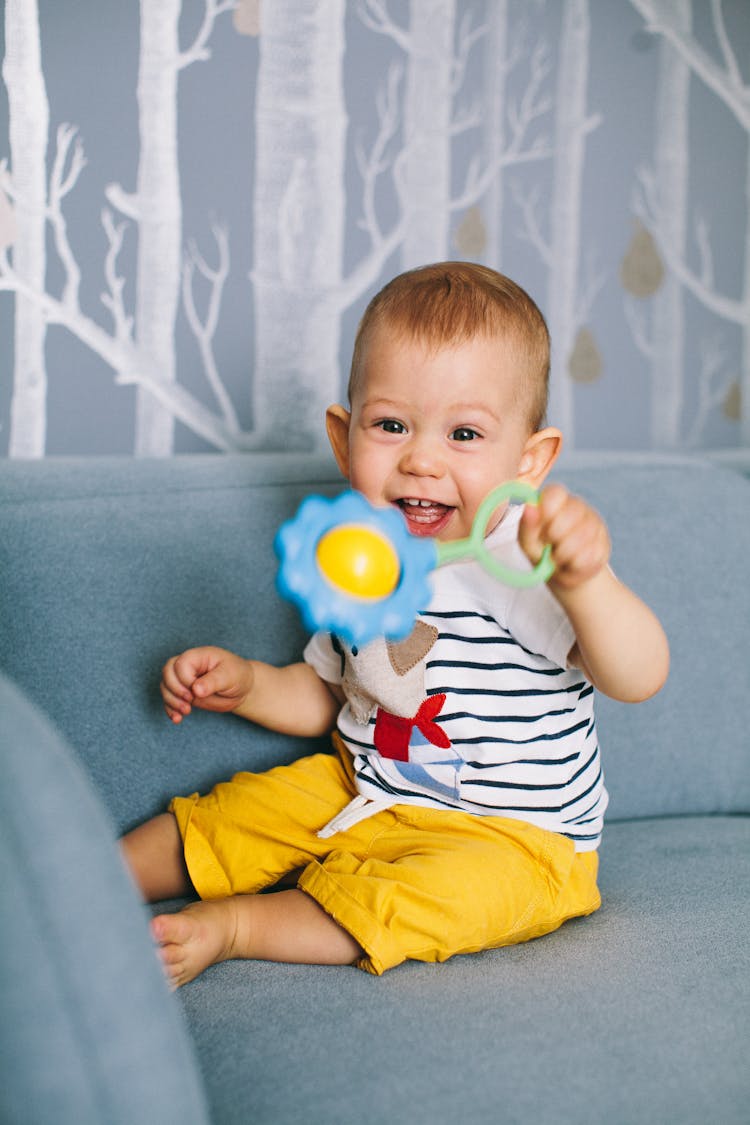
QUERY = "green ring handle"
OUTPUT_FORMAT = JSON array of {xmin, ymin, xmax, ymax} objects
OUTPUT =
[{"xmin": 435, "ymin": 481, "xmax": 554, "ymax": 588}]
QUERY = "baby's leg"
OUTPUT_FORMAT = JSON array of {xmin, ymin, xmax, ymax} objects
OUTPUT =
[
  {"xmin": 152, "ymin": 889, "xmax": 363, "ymax": 988},
  {"xmin": 121, "ymin": 812, "xmax": 193, "ymax": 902}
]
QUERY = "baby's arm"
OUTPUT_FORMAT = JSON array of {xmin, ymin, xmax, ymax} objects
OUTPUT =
[
  {"xmin": 161, "ymin": 646, "xmax": 341, "ymax": 737},
  {"xmin": 519, "ymin": 485, "xmax": 669, "ymax": 703}
]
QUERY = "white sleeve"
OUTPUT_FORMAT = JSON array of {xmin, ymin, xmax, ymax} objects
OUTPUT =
[
  {"xmin": 505, "ymin": 583, "xmax": 577, "ymax": 671},
  {"xmin": 482, "ymin": 510, "xmax": 577, "ymax": 671},
  {"xmin": 303, "ymin": 632, "xmax": 345, "ymax": 685}
]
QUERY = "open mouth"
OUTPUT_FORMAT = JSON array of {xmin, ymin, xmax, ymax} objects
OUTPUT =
[{"xmin": 395, "ymin": 497, "xmax": 455, "ymax": 537}]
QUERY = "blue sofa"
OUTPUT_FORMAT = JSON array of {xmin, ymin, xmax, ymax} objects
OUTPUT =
[{"xmin": 1, "ymin": 453, "xmax": 748, "ymax": 1125}]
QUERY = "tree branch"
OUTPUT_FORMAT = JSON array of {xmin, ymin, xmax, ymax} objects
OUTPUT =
[
  {"xmin": 358, "ymin": 0, "xmax": 411, "ymax": 53},
  {"xmin": 0, "ymin": 247, "xmax": 253, "ymax": 452},
  {"xmin": 48, "ymin": 124, "xmax": 86, "ymax": 310},
  {"xmin": 507, "ymin": 43, "xmax": 552, "ymax": 154},
  {"xmin": 105, "ymin": 182, "xmax": 141, "ymax": 222},
  {"xmin": 100, "ymin": 208, "xmax": 134, "ymax": 346},
  {"xmin": 511, "ymin": 180, "xmax": 552, "ymax": 268},
  {"xmin": 182, "ymin": 218, "xmax": 240, "ymax": 431},
  {"xmin": 576, "ymin": 249, "xmax": 607, "ymax": 326},
  {"xmin": 630, "ymin": 0, "xmax": 750, "ymax": 130},
  {"xmin": 451, "ymin": 141, "xmax": 552, "ymax": 213},
  {"xmin": 356, "ymin": 61, "xmax": 403, "ymax": 247},
  {"xmin": 452, "ymin": 9, "xmax": 487, "ymax": 95},
  {"xmin": 711, "ymin": 0, "xmax": 743, "ymax": 89},
  {"xmin": 178, "ymin": 0, "xmax": 236, "ymax": 68},
  {"xmin": 624, "ymin": 296, "xmax": 655, "ymax": 361},
  {"xmin": 686, "ymin": 331, "xmax": 732, "ymax": 445},
  {"xmin": 636, "ymin": 166, "xmax": 748, "ymax": 324}
]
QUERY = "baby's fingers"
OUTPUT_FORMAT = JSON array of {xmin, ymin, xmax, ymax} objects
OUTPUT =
[
  {"xmin": 537, "ymin": 487, "xmax": 610, "ymax": 587},
  {"xmin": 518, "ymin": 501, "xmax": 546, "ymax": 565},
  {"xmin": 160, "ymin": 655, "xmax": 196, "ymax": 722}
]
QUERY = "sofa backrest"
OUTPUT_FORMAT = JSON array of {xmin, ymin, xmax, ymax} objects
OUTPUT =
[{"xmin": 1, "ymin": 454, "xmax": 748, "ymax": 832}]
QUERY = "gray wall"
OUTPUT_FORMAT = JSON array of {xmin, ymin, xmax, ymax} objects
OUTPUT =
[{"xmin": 1, "ymin": 0, "xmax": 748, "ymax": 457}]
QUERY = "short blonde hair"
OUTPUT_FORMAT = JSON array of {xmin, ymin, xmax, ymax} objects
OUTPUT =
[{"xmin": 348, "ymin": 262, "xmax": 550, "ymax": 432}]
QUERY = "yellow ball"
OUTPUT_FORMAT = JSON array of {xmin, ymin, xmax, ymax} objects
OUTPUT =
[{"xmin": 316, "ymin": 524, "xmax": 401, "ymax": 600}]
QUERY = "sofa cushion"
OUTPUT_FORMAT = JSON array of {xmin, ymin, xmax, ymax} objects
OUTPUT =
[
  {"xmin": 0, "ymin": 455, "xmax": 337, "ymax": 833},
  {"xmin": 175, "ymin": 814, "xmax": 749, "ymax": 1124},
  {"xmin": 0, "ymin": 674, "xmax": 209, "ymax": 1125},
  {"xmin": 1, "ymin": 454, "xmax": 748, "ymax": 831}
]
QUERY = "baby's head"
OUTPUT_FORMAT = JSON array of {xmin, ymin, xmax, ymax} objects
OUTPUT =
[
  {"xmin": 327, "ymin": 262, "xmax": 560, "ymax": 542},
  {"xmin": 348, "ymin": 262, "xmax": 550, "ymax": 433}
]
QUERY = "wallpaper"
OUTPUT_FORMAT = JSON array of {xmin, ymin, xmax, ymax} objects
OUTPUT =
[{"xmin": 1, "ymin": 0, "xmax": 748, "ymax": 457}]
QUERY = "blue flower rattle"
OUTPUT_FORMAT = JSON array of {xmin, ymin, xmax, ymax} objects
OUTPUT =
[{"xmin": 275, "ymin": 481, "xmax": 554, "ymax": 648}]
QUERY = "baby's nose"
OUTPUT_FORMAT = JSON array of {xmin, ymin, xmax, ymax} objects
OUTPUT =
[{"xmin": 399, "ymin": 436, "xmax": 446, "ymax": 478}]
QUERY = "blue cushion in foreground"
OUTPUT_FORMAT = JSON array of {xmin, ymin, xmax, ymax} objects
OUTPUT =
[{"xmin": 0, "ymin": 674, "xmax": 209, "ymax": 1125}]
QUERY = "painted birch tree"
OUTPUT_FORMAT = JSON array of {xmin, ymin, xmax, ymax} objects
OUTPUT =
[
  {"xmin": 2, "ymin": 0, "xmax": 49, "ymax": 457},
  {"xmin": 361, "ymin": 0, "xmax": 551, "ymax": 274},
  {"xmin": 546, "ymin": 0, "xmax": 600, "ymax": 443},
  {"xmin": 401, "ymin": 0, "xmax": 456, "ymax": 267},
  {"xmin": 359, "ymin": 0, "xmax": 457, "ymax": 270},
  {"xmin": 1, "ymin": 0, "xmax": 234, "ymax": 456},
  {"xmin": 481, "ymin": 0, "xmax": 509, "ymax": 267},
  {"xmin": 625, "ymin": 0, "xmax": 690, "ymax": 449},
  {"xmin": 513, "ymin": 0, "xmax": 602, "ymax": 445},
  {"xmin": 631, "ymin": 0, "xmax": 750, "ymax": 446},
  {"xmin": 108, "ymin": 2, "xmax": 183, "ymax": 456},
  {"xmin": 107, "ymin": 0, "xmax": 234, "ymax": 455},
  {"xmin": 249, "ymin": 0, "xmax": 422, "ymax": 449},
  {"xmin": 249, "ymin": 0, "xmax": 348, "ymax": 447},
  {"xmin": 478, "ymin": 8, "xmax": 556, "ymax": 270}
]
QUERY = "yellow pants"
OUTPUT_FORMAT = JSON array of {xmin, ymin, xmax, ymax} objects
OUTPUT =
[{"xmin": 170, "ymin": 743, "xmax": 601, "ymax": 976}]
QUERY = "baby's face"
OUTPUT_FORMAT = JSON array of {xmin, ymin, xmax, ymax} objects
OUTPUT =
[{"xmin": 343, "ymin": 328, "xmax": 536, "ymax": 543}]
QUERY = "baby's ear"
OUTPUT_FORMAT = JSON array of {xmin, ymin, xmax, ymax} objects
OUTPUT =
[
  {"xmin": 517, "ymin": 426, "xmax": 562, "ymax": 488},
  {"xmin": 326, "ymin": 404, "xmax": 352, "ymax": 478}
]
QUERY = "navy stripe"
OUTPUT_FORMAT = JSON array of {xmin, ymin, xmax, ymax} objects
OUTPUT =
[
  {"xmin": 465, "ymin": 750, "xmax": 581, "ymax": 769},
  {"xmin": 421, "ymin": 611, "xmax": 496, "ymax": 622},
  {"xmin": 428, "ymin": 659, "xmax": 568, "ymax": 676},
  {"xmin": 426, "ymin": 684, "xmax": 586, "ymax": 699},
  {"xmin": 460, "ymin": 773, "xmax": 603, "ymax": 816},
  {"xmin": 435, "ymin": 633, "xmax": 515, "ymax": 645},
  {"xmin": 462, "ymin": 747, "xmax": 601, "ymax": 799},
  {"xmin": 440, "ymin": 705, "xmax": 576, "ymax": 725},
  {"xmin": 562, "ymin": 791, "xmax": 605, "ymax": 825},
  {"xmin": 449, "ymin": 717, "xmax": 592, "ymax": 747}
]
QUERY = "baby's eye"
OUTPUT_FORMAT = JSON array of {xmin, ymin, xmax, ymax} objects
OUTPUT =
[
  {"xmin": 450, "ymin": 426, "xmax": 480, "ymax": 442},
  {"xmin": 377, "ymin": 419, "xmax": 406, "ymax": 434}
]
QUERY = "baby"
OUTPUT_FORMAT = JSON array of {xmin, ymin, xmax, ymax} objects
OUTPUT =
[{"xmin": 122, "ymin": 262, "xmax": 669, "ymax": 987}]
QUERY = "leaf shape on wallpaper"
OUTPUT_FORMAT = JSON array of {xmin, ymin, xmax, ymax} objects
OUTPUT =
[
  {"xmin": 0, "ymin": 188, "xmax": 17, "ymax": 251},
  {"xmin": 568, "ymin": 327, "xmax": 603, "ymax": 384},
  {"xmin": 620, "ymin": 221, "xmax": 664, "ymax": 298},
  {"xmin": 234, "ymin": 0, "xmax": 261, "ymax": 37},
  {"xmin": 723, "ymin": 380, "xmax": 741, "ymax": 421},
  {"xmin": 454, "ymin": 206, "xmax": 487, "ymax": 259}
]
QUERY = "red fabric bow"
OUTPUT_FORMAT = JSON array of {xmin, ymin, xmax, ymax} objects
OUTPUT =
[{"xmin": 373, "ymin": 694, "xmax": 451, "ymax": 761}]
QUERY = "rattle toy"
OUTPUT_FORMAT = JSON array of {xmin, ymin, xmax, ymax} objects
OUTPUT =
[{"xmin": 275, "ymin": 481, "xmax": 554, "ymax": 648}]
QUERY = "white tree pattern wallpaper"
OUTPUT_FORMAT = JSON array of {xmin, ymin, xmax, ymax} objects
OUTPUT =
[{"xmin": 0, "ymin": 0, "xmax": 748, "ymax": 457}]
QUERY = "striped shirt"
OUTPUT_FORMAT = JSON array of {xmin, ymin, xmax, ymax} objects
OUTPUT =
[{"xmin": 304, "ymin": 507, "xmax": 608, "ymax": 851}]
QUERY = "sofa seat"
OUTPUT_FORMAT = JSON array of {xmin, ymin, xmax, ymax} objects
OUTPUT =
[{"xmin": 169, "ymin": 815, "xmax": 749, "ymax": 1124}]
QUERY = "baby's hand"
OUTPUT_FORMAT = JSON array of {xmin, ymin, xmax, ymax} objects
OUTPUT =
[
  {"xmin": 160, "ymin": 646, "xmax": 254, "ymax": 724},
  {"xmin": 518, "ymin": 484, "xmax": 610, "ymax": 593}
]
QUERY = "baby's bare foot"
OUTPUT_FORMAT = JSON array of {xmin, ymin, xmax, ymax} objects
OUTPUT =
[{"xmin": 151, "ymin": 899, "xmax": 239, "ymax": 988}]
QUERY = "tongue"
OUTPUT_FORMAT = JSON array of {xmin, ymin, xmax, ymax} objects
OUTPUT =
[{"xmin": 400, "ymin": 502, "xmax": 451, "ymax": 532}]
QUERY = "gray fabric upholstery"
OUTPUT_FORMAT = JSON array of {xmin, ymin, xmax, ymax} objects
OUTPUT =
[
  {"xmin": 0, "ymin": 675, "xmax": 209, "ymax": 1125},
  {"xmin": 1, "ymin": 453, "xmax": 747, "ymax": 1123},
  {"xmin": 177, "ymin": 817, "xmax": 749, "ymax": 1125}
]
